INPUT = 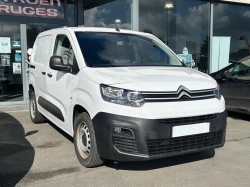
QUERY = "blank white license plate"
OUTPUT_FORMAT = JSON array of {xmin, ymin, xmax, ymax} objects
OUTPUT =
[{"xmin": 172, "ymin": 123, "xmax": 210, "ymax": 138}]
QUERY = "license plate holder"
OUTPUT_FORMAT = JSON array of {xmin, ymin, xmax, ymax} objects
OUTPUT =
[{"xmin": 172, "ymin": 123, "xmax": 210, "ymax": 138}]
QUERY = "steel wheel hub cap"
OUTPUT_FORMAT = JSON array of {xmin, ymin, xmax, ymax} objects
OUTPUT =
[
  {"xmin": 78, "ymin": 123, "xmax": 91, "ymax": 158},
  {"xmin": 30, "ymin": 99, "xmax": 36, "ymax": 118}
]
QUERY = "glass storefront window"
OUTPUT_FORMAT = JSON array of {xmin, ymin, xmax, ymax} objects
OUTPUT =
[
  {"xmin": 0, "ymin": 0, "xmax": 64, "ymax": 19},
  {"xmin": 26, "ymin": 23, "xmax": 62, "ymax": 49},
  {"xmin": 84, "ymin": 0, "xmax": 132, "ymax": 30},
  {"xmin": 0, "ymin": 21, "xmax": 23, "ymax": 102},
  {"xmin": 139, "ymin": 0, "xmax": 210, "ymax": 73},
  {"xmin": 212, "ymin": 2, "xmax": 250, "ymax": 73},
  {"xmin": 67, "ymin": 0, "xmax": 75, "ymax": 26},
  {"xmin": 0, "ymin": 0, "xmax": 75, "ymax": 105}
]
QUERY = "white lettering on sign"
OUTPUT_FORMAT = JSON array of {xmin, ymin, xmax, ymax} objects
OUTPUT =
[
  {"xmin": 36, "ymin": 7, "xmax": 46, "ymax": 16},
  {"xmin": 47, "ymin": 8, "xmax": 58, "ymax": 16},
  {"xmin": 0, "ymin": 0, "xmax": 61, "ymax": 17},
  {"xmin": 40, "ymin": 0, "xmax": 49, "ymax": 6},
  {"xmin": 26, "ymin": 0, "xmax": 39, "ymax": 5},
  {"xmin": 0, "ymin": 5, "xmax": 10, "ymax": 13},
  {"xmin": 0, "ymin": 5, "xmax": 58, "ymax": 17},
  {"xmin": 10, "ymin": 5, "xmax": 22, "ymax": 14},
  {"xmin": 3, "ymin": 0, "xmax": 61, "ymax": 6},
  {"xmin": 23, "ymin": 7, "xmax": 35, "ymax": 15}
]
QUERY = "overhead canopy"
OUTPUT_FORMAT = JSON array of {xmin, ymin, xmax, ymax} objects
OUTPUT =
[
  {"xmin": 218, "ymin": 0, "xmax": 250, "ymax": 4},
  {"xmin": 84, "ymin": 0, "xmax": 115, "ymax": 10}
]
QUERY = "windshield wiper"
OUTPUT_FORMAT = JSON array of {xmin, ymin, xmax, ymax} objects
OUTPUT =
[
  {"xmin": 91, "ymin": 64, "xmax": 116, "ymax": 67},
  {"xmin": 132, "ymin": 60, "xmax": 147, "ymax": 64},
  {"xmin": 152, "ymin": 43, "xmax": 159, "ymax": 48}
]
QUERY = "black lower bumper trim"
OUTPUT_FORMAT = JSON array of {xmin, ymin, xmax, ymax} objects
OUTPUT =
[
  {"xmin": 147, "ymin": 130, "xmax": 224, "ymax": 156},
  {"xmin": 92, "ymin": 111, "xmax": 227, "ymax": 162}
]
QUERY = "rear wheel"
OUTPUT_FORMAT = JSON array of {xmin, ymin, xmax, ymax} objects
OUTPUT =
[
  {"xmin": 74, "ymin": 112, "xmax": 105, "ymax": 168},
  {"xmin": 29, "ymin": 91, "xmax": 45, "ymax": 123}
]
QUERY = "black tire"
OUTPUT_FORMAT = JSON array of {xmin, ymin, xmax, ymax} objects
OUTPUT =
[
  {"xmin": 29, "ymin": 91, "xmax": 46, "ymax": 124},
  {"xmin": 74, "ymin": 112, "xmax": 105, "ymax": 168}
]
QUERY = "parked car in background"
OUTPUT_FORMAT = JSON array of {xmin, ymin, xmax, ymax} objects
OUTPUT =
[{"xmin": 210, "ymin": 56, "xmax": 250, "ymax": 114}]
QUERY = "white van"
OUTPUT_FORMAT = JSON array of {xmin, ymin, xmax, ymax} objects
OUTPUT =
[{"xmin": 28, "ymin": 27, "xmax": 227, "ymax": 168}]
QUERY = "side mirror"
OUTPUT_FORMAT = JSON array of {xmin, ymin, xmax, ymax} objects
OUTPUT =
[{"xmin": 49, "ymin": 56, "xmax": 71, "ymax": 72}]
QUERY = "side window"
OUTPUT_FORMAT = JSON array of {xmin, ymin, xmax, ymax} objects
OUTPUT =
[
  {"xmin": 223, "ymin": 65, "xmax": 235, "ymax": 78},
  {"xmin": 232, "ymin": 59, "xmax": 250, "ymax": 77},
  {"xmin": 53, "ymin": 35, "xmax": 79, "ymax": 74},
  {"xmin": 34, "ymin": 35, "xmax": 52, "ymax": 64}
]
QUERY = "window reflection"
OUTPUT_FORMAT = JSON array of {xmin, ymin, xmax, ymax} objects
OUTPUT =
[
  {"xmin": 139, "ymin": 0, "xmax": 210, "ymax": 73},
  {"xmin": 231, "ymin": 59, "xmax": 250, "ymax": 77},
  {"xmin": 26, "ymin": 23, "xmax": 62, "ymax": 49},
  {"xmin": 213, "ymin": 3, "xmax": 250, "ymax": 63},
  {"xmin": 0, "ymin": 21, "xmax": 23, "ymax": 102},
  {"xmin": 84, "ymin": 0, "xmax": 132, "ymax": 30},
  {"xmin": 67, "ymin": 0, "xmax": 75, "ymax": 26}
]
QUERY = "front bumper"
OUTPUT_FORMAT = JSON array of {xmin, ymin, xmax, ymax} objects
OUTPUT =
[{"xmin": 92, "ymin": 110, "xmax": 227, "ymax": 162}]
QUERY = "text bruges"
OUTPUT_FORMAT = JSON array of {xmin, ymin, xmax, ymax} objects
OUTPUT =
[{"xmin": 0, "ymin": 0, "xmax": 62, "ymax": 17}]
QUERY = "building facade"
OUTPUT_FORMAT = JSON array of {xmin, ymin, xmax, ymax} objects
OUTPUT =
[{"xmin": 0, "ymin": 0, "xmax": 249, "ymax": 105}]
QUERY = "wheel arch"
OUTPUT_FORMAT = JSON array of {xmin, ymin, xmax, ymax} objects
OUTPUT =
[
  {"xmin": 29, "ymin": 84, "xmax": 35, "ymax": 98},
  {"xmin": 72, "ymin": 104, "xmax": 90, "ymax": 133},
  {"xmin": 28, "ymin": 71, "xmax": 36, "ymax": 99}
]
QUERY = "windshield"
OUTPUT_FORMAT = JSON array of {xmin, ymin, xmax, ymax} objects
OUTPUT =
[{"xmin": 75, "ymin": 32, "xmax": 183, "ymax": 68}]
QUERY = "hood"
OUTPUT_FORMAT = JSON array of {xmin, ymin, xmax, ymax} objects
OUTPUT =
[
  {"xmin": 210, "ymin": 63, "xmax": 236, "ymax": 80},
  {"xmin": 84, "ymin": 66, "xmax": 217, "ymax": 92}
]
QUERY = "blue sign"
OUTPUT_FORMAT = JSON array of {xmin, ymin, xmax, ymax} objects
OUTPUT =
[
  {"xmin": 15, "ymin": 54, "xmax": 22, "ymax": 62},
  {"xmin": 12, "ymin": 41, "xmax": 21, "ymax": 47},
  {"xmin": 177, "ymin": 54, "xmax": 193, "ymax": 67}
]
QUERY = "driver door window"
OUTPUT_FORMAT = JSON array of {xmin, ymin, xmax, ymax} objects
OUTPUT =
[
  {"xmin": 231, "ymin": 59, "xmax": 250, "ymax": 78},
  {"xmin": 53, "ymin": 35, "xmax": 79, "ymax": 74}
]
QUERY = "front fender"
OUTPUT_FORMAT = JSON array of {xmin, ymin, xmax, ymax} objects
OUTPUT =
[{"xmin": 69, "ymin": 83, "xmax": 100, "ymax": 135}]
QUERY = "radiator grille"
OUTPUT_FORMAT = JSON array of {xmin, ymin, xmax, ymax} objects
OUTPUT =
[
  {"xmin": 113, "ymin": 136, "xmax": 138, "ymax": 154},
  {"xmin": 147, "ymin": 130, "xmax": 223, "ymax": 156},
  {"xmin": 142, "ymin": 87, "xmax": 216, "ymax": 102},
  {"xmin": 157, "ymin": 114, "xmax": 218, "ymax": 125}
]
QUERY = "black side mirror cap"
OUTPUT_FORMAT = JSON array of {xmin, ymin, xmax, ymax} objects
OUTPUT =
[{"xmin": 50, "ymin": 56, "xmax": 71, "ymax": 72}]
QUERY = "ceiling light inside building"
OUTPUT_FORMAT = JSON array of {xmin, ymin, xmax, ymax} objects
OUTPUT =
[{"xmin": 164, "ymin": 2, "xmax": 174, "ymax": 9}]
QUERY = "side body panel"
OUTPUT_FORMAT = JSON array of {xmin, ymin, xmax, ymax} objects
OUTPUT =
[
  {"xmin": 241, "ymin": 75, "xmax": 250, "ymax": 111},
  {"xmin": 29, "ymin": 35, "xmax": 53, "ymax": 117},
  {"xmin": 220, "ymin": 77, "xmax": 245, "ymax": 109},
  {"xmin": 45, "ymin": 30, "xmax": 79, "ymax": 134}
]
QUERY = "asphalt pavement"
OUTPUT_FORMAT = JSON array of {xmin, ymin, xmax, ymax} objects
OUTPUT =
[{"xmin": 0, "ymin": 106, "xmax": 250, "ymax": 187}]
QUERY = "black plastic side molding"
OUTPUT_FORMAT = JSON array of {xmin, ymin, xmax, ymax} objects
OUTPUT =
[
  {"xmin": 38, "ymin": 96, "xmax": 64, "ymax": 122},
  {"xmin": 29, "ymin": 65, "xmax": 35, "ymax": 69}
]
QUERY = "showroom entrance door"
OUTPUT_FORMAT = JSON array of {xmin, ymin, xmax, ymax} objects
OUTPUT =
[{"xmin": 0, "ymin": 22, "xmax": 28, "ymax": 105}]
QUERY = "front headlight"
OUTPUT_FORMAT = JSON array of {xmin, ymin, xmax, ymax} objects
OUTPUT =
[
  {"xmin": 100, "ymin": 84, "xmax": 145, "ymax": 107},
  {"xmin": 215, "ymin": 85, "xmax": 221, "ymax": 99}
]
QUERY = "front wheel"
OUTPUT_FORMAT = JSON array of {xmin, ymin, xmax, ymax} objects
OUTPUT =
[
  {"xmin": 74, "ymin": 112, "xmax": 105, "ymax": 168},
  {"xmin": 29, "ymin": 91, "xmax": 46, "ymax": 123}
]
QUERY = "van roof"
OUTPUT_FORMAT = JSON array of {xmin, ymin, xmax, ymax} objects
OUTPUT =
[{"xmin": 38, "ymin": 27, "xmax": 152, "ymax": 37}]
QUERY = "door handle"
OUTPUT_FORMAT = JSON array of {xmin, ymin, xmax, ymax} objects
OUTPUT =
[
  {"xmin": 47, "ymin": 73, "xmax": 52, "ymax": 78},
  {"xmin": 42, "ymin": 71, "xmax": 46, "ymax": 75}
]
